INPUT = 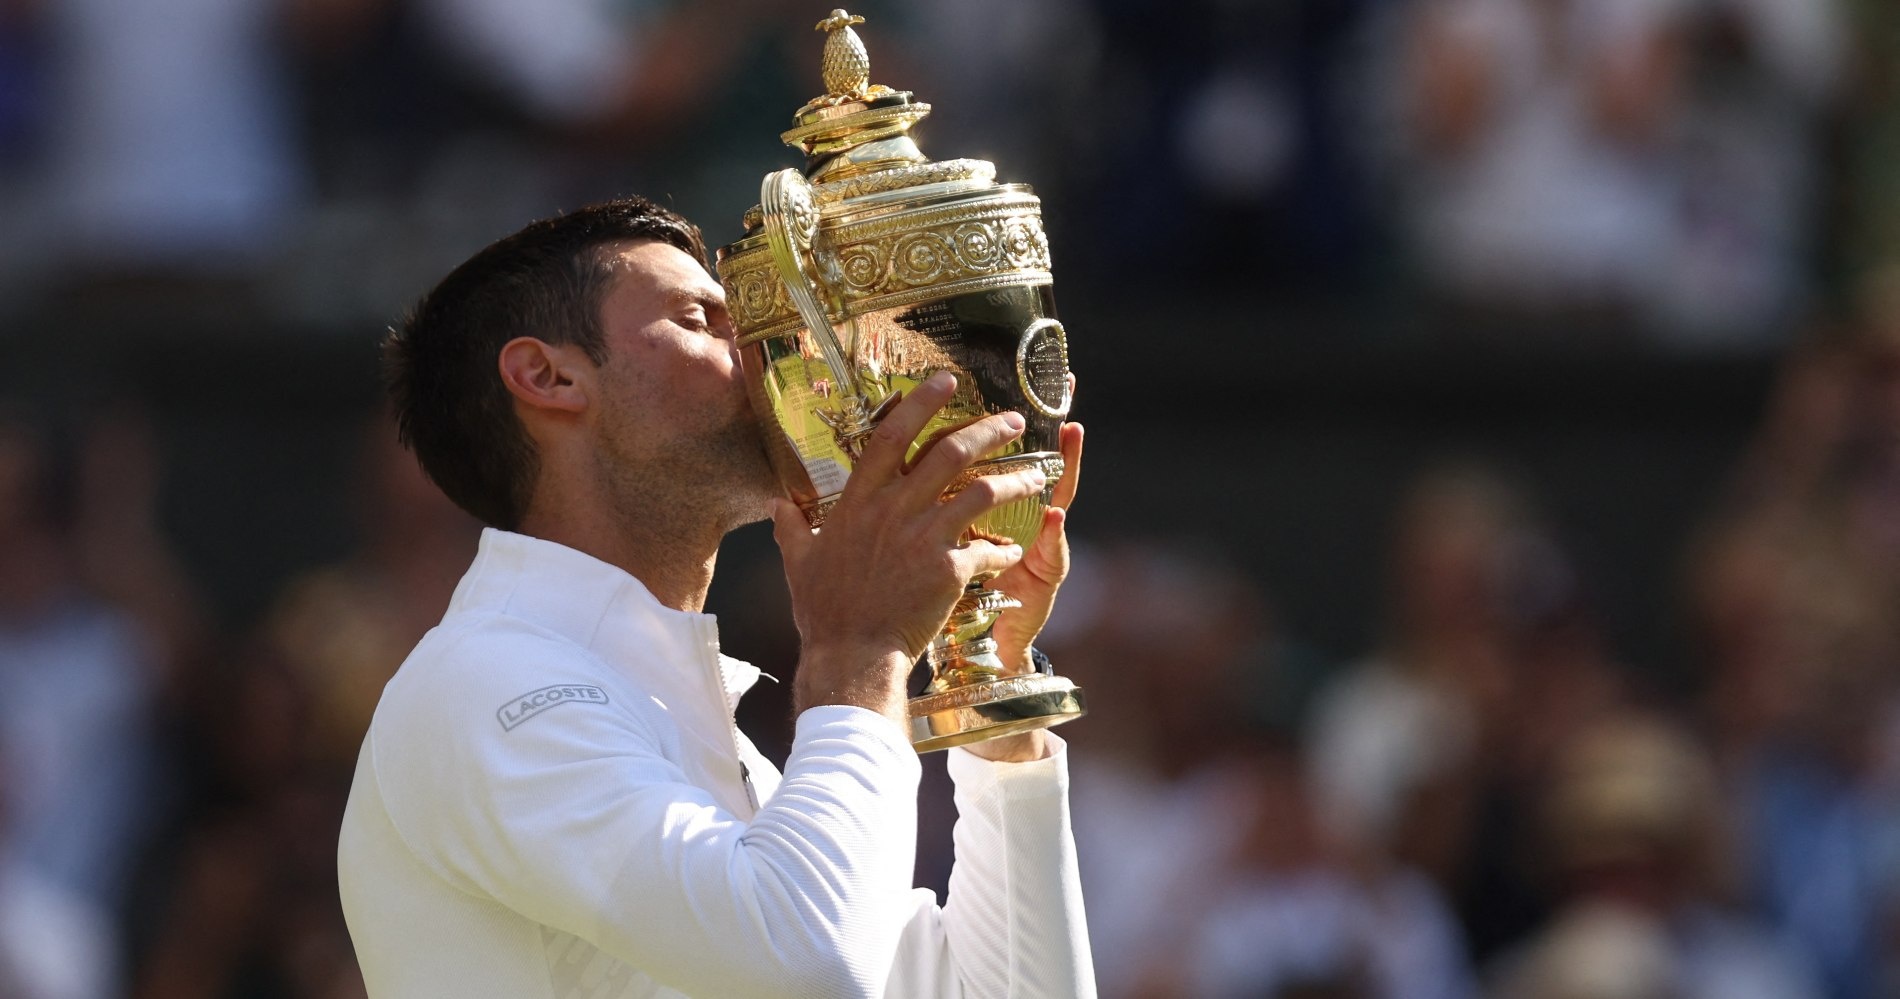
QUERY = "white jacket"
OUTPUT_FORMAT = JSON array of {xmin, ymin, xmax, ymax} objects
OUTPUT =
[{"xmin": 338, "ymin": 528, "xmax": 1095, "ymax": 998}]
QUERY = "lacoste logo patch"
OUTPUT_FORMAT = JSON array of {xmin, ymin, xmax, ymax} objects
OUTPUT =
[{"xmin": 497, "ymin": 685, "xmax": 609, "ymax": 731}]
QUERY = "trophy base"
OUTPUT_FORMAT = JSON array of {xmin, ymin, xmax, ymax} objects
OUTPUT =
[{"xmin": 908, "ymin": 673, "xmax": 1086, "ymax": 753}]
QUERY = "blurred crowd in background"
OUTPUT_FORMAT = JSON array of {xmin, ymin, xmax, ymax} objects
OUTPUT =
[
  {"xmin": 0, "ymin": 0, "xmax": 1884, "ymax": 340},
  {"xmin": 0, "ymin": 0, "xmax": 1898, "ymax": 997}
]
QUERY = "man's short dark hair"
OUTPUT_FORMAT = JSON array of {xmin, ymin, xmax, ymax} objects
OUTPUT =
[{"xmin": 383, "ymin": 197, "xmax": 708, "ymax": 530}]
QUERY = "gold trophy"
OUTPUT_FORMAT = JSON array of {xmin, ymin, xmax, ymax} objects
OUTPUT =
[{"xmin": 716, "ymin": 9, "xmax": 1085, "ymax": 751}]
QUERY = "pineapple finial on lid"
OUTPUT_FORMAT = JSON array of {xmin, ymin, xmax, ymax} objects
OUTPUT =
[
  {"xmin": 779, "ymin": 8, "xmax": 929, "ymax": 167},
  {"xmin": 817, "ymin": 9, "xmax": 871, "ymax": 98}
]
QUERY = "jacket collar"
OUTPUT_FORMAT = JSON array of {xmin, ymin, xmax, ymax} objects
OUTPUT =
[{"xmin": 447, "ymin": 529, "xmax": 761, "ymax": 715}]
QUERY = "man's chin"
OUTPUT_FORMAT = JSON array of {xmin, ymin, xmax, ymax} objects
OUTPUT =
[{"xmin": 716, "ymin": 490, "xmax": 779, "ymax": 535}]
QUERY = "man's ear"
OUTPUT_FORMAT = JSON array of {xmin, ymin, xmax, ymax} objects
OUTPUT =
[{"xmin": 498, "ymin": 337, "xmax": 590, "ymax": 415}]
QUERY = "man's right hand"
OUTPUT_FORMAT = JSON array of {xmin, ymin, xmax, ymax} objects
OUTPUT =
[{"xmin": 770, "ymin": 371, "xmax": 1047, "ymax": 729}]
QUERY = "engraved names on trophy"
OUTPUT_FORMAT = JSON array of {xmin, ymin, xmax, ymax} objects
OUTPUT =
[
  {"xmin": 1017, "ymin": 319, "xmax": 1072, "ymax": 419},
  {"xmin": 899, "ymin": 300, "xmax": 965, "ymax": 347}
]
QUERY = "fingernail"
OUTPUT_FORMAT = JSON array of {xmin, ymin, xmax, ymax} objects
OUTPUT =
[
  {"xmin": 1002, "ymin": 411, "xmax": 1025, "ymax": 431},
  {"xmin": 1025, "ymin": 469, "xmax": 1046, "ymax": 488},
  {"xmin": 927, "ymin": 371, "xmax": 953, "ymax": 390}
]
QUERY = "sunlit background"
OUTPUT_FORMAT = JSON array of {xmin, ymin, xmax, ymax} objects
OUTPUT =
[{"xmin": 0, "ymin": 0, "xmax": 1894, "ymax": 996}]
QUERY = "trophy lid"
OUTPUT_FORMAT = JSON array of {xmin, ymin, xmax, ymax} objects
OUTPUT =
[
  {"xmin": 735, "ymin": 9, "xmax": 1002, "ymax": 234},
  {"xmin": 719, "ymin": 10, "xmax": 1052, "ymax": 345},
  {"xmin": 780, "ymin": 10, "xmax": 933, "ymax": 181}
]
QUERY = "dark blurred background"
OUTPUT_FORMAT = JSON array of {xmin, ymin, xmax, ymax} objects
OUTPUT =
[{"xmin": 0, "ymin": 0, "xmax": 1896, "ymax": 996}]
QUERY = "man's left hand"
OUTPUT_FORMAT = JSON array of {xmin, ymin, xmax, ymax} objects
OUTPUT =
[{"xmin": 962, "ymin": 419, "xmax": 1083, "ymax": 762}]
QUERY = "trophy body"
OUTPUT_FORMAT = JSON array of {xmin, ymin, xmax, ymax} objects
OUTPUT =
[{"xmin": 716, "ymin": 11, "xmax": 1084, "ymax": 751}]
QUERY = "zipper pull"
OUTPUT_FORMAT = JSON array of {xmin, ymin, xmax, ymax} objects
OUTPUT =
[{"xmin": 740, "ymin": 762, "xmax": 760, "ymax": 812}]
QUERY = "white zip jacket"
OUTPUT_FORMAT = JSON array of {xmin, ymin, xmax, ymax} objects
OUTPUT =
[{"xmin": 338, "ymin": 528, "xmax": 1096, "ymax": 998}]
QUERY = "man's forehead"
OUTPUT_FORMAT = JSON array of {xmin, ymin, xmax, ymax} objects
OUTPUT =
[{"xmin": 600, "ymin": 239, "xmax": 723, "ymax": 301}]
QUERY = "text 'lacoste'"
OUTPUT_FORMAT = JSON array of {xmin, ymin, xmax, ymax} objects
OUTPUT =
[{"xmin": 497, "ymin": 685, "xmax": 609, "ymax": 731}]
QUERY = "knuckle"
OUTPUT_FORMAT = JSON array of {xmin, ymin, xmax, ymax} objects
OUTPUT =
[
  {"xmin": 962, "ymin": 477, "xmax": 1002, "ymax": 504},
  {"xmin": 935, "ymin": 438, "xmax": 974, "ymax": 467},
  {"xmin": 870, "ymin": 423, "xmax": 908, "ymax": 452},
  {"xmin": 935, "ymin": 551, "xmax": 966, "ymax": 581}
]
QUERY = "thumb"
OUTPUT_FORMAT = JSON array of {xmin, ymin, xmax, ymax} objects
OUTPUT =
[
  {"xmin": 1031, "ymin": 506, "xmax": 1070, "ymax": 576},
  {"xmin": 768, "ymin": 498, "xmax": 815, "ymax": 559}
]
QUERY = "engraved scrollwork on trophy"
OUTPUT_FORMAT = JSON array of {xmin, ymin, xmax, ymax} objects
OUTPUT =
[
  {"xmin": 1001, "ymin": 217, "xmax": 1046, "ymax": 270},
  {"xmin": 724, "ymin": 203, "xmax": 1057, "ymax": 345},
  {"xmin": 952, "ymin": 221, "xmax": 1001, "ymax": 268},
  {"xmin": 893, "ymin": 230, "xmax": 954, "ymax": 286},
  {"xmin": 838, "ymin": 243, "xmax": 887, "ymax": 291},
  {"xmin": 733, "ymin": 269, "xmax": 776, "ymax": 323},
  {"xmin": 724, "ymin": 266, "xmax": 797, "ymax": 334}
]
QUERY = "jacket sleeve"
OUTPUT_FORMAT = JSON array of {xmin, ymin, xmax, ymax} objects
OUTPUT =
[
  {"xmin": 886, "ymin": 735, "xmax": 1099, "ymax": 998},
  {"xmin": 376, "ymin": 671, "xmax": 925, "ymax": 999}
]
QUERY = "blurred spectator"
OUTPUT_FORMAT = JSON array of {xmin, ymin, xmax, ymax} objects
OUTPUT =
[
  {"xmin": 408, "ymin": 0, "xmax": 766, "ymax": 133},
  {"xmin": 1308, "ymin": 463, "xmax": 1630, "ymax": 961},
  {"xmin": 1492, "ymin": 902, "xmax": 1679, "ymax": 999},
  {"xmin": 0, "ymin": 0, "xmax": 785, "ymax": 323},
  {"xmin": 132, "ymin": 649, "xmax": 364, "ymax": 999},
  {"xmin": 1042, "ymin": 538, "xmax": 1473, "ymax": 999},
  {"xmin": 1041, "ymin": 541, "xmax": 1280, "ymax": 997},
  {"xmin": 1687, "ymin": 311, "xmax": 1900, "ymax": 998},
  {"xmin": 1657, "ymin": 0, "xmax": 1844, "ymax": 343},
  {"xmin": 1036, "ymin": 540, "xmax": 1469, "ymax": 999},
  {"xmin": 263, "ymin": 419, "xmax": 477, "ymax": 765},
  {"xmin": 70, "ymin": 407, "xmax": 213, "ymax": 701},
  {"xmin": 134, "ymin": 417, "xmax": 473, "ymax": 999},
  {"xmin": 1387, "ymin": 0, "xmax": 1843, "ymax": 343},
  {"xmin": 1168, "ymin": 741, "xmax": 1475, "ymax": 999},
  {"xmin": 0, "ymin": 801, "xmax": 115, "ymax": 999},
  {"xmin": 1489, "ymin": 713, "xmax": 1823, "ymax": 999},
  {"xmin": 1390, "ymin": 0, "xmax": 1693, "ymax": 326},
  {"xmin": 0, "ymin": 413, "xmax": 163, "ymax": 916},
  {"xmin": 31, "ymin": 0, "xmax": 759, "ymax": 278},
  {"xmin": 40, "ymin": 0, "xmax": 305, "ymax": 274},
  {"xmin": 1037, "ymin": 0, "xmax": 1379, "ymax": 293}
]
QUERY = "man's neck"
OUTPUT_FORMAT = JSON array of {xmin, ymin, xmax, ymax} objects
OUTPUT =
[{"xmin": 516, "ymin": 505, "xmax": 724, "ymax": 613}]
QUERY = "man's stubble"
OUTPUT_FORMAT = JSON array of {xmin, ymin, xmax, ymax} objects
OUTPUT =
[{"xmin": 592, "ymin": 379, "xmax": 781, "ymax": 544}]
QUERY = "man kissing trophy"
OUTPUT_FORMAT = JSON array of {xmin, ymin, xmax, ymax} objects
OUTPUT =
[{"xmin": 718, "ymin": 9, "xmax": 1087, "ymax": 751}]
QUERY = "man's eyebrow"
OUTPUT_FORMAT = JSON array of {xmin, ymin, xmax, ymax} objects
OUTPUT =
[{"xmin": 665, "ymin": 288, "xmax": 727, "ymax": 310}]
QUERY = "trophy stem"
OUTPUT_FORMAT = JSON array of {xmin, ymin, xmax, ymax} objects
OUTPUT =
[
  {"xmin": 922, "ymin": 584, "xmax": 1015, "ymax": 691},
  {"xmin": 909, "ymin": 581, "xmax": 1086, "ymax": 752}
]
